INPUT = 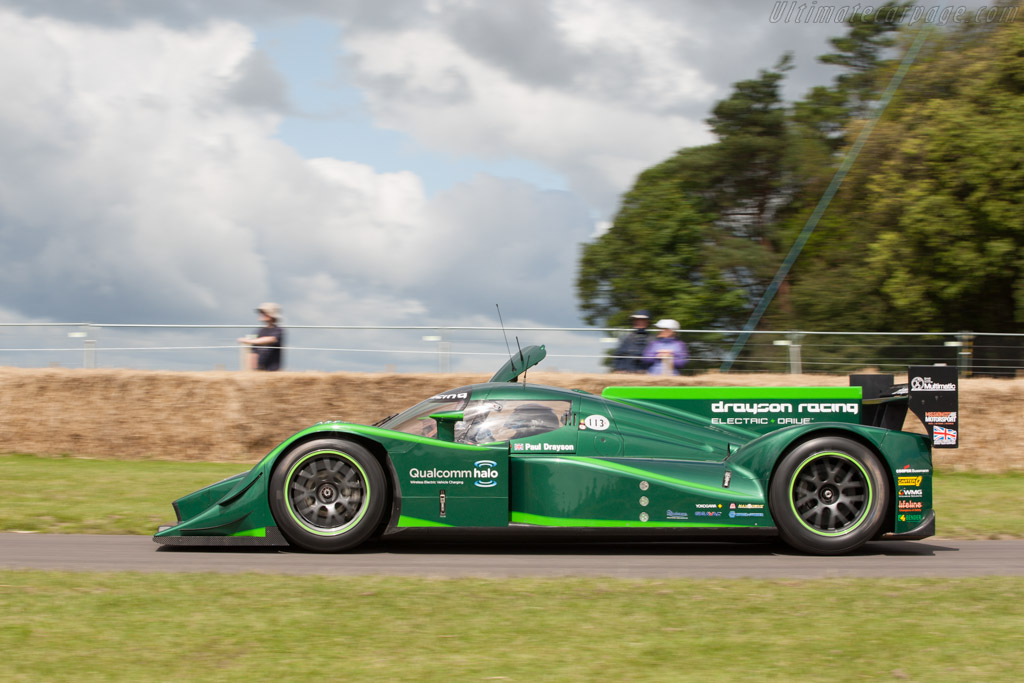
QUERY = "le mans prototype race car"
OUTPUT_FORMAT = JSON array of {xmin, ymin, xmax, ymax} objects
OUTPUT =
[{"xmin": 155, "ymin": 345, "xmax": 958, "ymax": 555}]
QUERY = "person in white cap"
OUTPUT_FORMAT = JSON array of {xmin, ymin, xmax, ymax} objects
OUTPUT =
[
  {"xmin": 238, "ymin": 303, "xmax": 285, "ymax": 371},
  {"xmin": 642, "ymin": 319, "xmax": 688, "ymax": 375}
]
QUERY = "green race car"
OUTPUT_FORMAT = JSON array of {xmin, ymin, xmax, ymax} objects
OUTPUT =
[{"xmin": 155, "ymin": 345, "xmax": 956, "ymax": 555}]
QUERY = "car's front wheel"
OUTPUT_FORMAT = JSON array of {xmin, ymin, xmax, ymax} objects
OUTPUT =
[
  {"xmin": 269, "ymin": 438, "xmax": 387, "ymax": 552},
  {"xmin": 769, "ymin": 436, "xmax": 889, "ymax": 555}
]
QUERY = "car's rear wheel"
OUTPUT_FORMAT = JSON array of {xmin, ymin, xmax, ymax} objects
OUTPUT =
[
  {"xmin": 769, "ymin": 436, "xmax": 888, "ymax": 555},
  {"xmin": 269, "ymin": 438, "xmax": 386, "ymax": 552}
]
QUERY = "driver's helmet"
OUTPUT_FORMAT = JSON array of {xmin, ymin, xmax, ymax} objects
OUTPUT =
[
  {"xmin": 454, "ymin": 401, "xmax": 499, "ymax": 444},
  {"xmin": 506, "ymin": 403, "xmax": 560, "ymax": 438}
]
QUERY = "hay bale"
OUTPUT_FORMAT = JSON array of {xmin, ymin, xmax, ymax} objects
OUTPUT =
[{"xmin": 0, "ymin": 367, "xmax": 1018, "ymax": 471}]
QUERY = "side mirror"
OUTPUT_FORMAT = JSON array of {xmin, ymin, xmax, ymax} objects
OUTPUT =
[{"xmin": 429, "ymin": 411, "xmax": 464, "ymax": 442}]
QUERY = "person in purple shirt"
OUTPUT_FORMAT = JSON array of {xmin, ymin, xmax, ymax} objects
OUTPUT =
[{"xmin": 642, "ymin": 319, "xmax": 688, "ymax": 375}]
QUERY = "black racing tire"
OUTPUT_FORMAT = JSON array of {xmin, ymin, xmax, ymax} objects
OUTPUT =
[
  {"xmin": 769, "ymin": 436, "xmax": 889, "ymax": 555},
  {"xmin": 269, "ymin": 438, "xmax": 387, "ymax": 553}
]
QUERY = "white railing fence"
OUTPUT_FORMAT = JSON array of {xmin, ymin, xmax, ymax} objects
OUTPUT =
[{"xmin": 0, "ymin": 323, "xmax": 1020, "ymax": 376}]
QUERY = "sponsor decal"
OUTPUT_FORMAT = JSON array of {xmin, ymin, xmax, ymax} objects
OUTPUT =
[
  {"xmin": 911, "ymin": 376, "xmax": 957, "ymax": 392},
  {"xmin": 730, "ymin": 503, "xmax": 736, "ymax": 509},
  {"xmin": 639, "ymin": 512, "xmax": 649, "ymax": 522},
  {"xmin": 695, "ymin": 511, "xmax": 722, "ymax": 517},
  {"xmin": 695, "ymin": 503, "xmax": 722, "ymax": 509},
  {"xmin": 473, "ymin": 460, "xmax": 499, "ymax": 488},
  {"xmin": 899, "ymin": 488, "xmax": 923, "ymax": 498},
  {"xmin": 898, "ymin": 476, "xmax": 923, "ymax": 486},
  {"xmin": 639, "ymin": 480, "xmax": 650, "ymax": 491},
  {"xmin": 898, "ymin": 500, "xmax": 923, "ymax": 511},
  {"xmin": 897, "ymin": 466, "xmax": 930, "ymax": 475},
  {"xmin": 408, "ymin": 460, "xmax": 500, "ymax": 488},
  {"xmin": 513, "ymin": 442, "xmax": 575, "ymax": 453},
  {"xmin": 666, "ymin": 510, "xmax": 688, "ymax": 520},
  {"xmin": 925, "ymin": 411, "xmax": 958, "ymax": 424},
  {"xmin": 711, "ymin": 416, "xmax": 816, "ymax": 426},
  {"xmin": 439, "ymin": 489, "xmax": 446, "ymax": 518},
  {"xmin": 723, "ymin": 470, "xmax": 732, "ymax": 488},
  {"xmin": 429, "ymin": 392, "xmax": 469, "ymax": 401},
  {"xmin": 899, "ymin": 513, "xmax": 924, "ymax": 523},
  {"xmin": 711, "ymin": 401, "xmax": 859, "ymax": 415},
  {"xmin": 729, "ymin": 511, "xmax": 765, "ymax": 518},
  {"xmin": 639, "ymin": 496, "xmax": 649, "ymax": 507},
  {"xmin": 933, "ymin": 426, "xmax": 957, "ymax": 445},
  {"xmin": 581, "ymin": 415, "xmax": 610, "ymax": 431}
]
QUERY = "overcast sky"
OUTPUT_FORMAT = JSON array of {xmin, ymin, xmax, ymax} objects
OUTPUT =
[{"xmin": 0, "ymin": 0, "xmax": 868, "ymax": 369}]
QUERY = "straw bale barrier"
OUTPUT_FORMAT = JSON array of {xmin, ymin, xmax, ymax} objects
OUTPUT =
[{"xmin": 0, "ymin": 367, "xmax": 1017, "ymax": 472}]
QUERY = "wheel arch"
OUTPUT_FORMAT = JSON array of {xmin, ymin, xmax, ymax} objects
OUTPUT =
[
  {"xmin": 767, "ymin": 427, "xmax": 895, "ymax": 535},
  {"xmin": 267, "ymin": 430, "xmax": 397, "ymax": 533}
]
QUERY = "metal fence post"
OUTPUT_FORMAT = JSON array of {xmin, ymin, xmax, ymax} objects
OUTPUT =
[
  {"xmin": 83, "ymin": 324, "xmax": 96, "ymax": 369},
  {"xmin": 958, "ymin": 331, "xmax": 974, "ymax": 377},
  {"xmin": 439, "ymin": 340, "xmax": 451, "ymax": 373},
  {"xmin": 788, "ymin": 333, "xmax": 803, "ymax": 374}
]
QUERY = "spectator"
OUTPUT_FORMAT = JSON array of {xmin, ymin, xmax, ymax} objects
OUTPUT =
[
  {"xmin": 612, "ymin": 310, "xmax": 651, "ymax": 373},
  {"xmin": 238, "ymin": 303, "xmax": 284, "ymax": 371},
  {"xmin": 643, "ymin": 319, "xmax": 688, "ymax": 375}
]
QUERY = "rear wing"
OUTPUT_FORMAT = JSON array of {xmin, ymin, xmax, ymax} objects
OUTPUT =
[
  {"xmin": 602, "ymin": 365, "xmax": 958, "ymax": 447},
  {"xmin": 851, "ymin": 365, "xmax": 959, "ymax": 448}
]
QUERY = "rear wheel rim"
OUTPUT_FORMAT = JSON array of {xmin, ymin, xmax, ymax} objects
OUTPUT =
[
  {"xmin": 789, "ymin": 452, "xmax": 872, "ymax": 536},
  {"xmin": 285, "ymin": 450, "xmax": 370, "ymax": 535}
]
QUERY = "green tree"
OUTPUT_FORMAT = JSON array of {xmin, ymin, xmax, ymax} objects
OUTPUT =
[
  {"xmin": 580, "ymin": 4, "xmax": 1024, "ymax": 374},
  {"xmin": 789, "ymin": 14, "xmax": 1024, "ymax": 336},
  {"xmin": 577, "ymin": 58, "xmax": 795, "ymax": 333},
  {"xmin": 577, "ymin": 153, "xmax": 747, "ymax": 330}
]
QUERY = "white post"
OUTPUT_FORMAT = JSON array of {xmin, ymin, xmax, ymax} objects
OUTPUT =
[
  {"xmin": 84, "ymin": 340, "xmax": 96, "ymax": 369},
  {"xmin": 788, "ymin": 334, "xmax": 803, "ymax": 374}
]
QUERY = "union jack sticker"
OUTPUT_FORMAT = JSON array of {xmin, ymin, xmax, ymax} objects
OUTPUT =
[{"xmin": 933, "ymin": 426, "xmax": 957, "ymax": 445}]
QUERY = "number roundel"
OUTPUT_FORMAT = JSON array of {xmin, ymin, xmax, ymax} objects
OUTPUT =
[{"xmin": 582, "ymin": 415, "xmax": 610, "ymax": 431}]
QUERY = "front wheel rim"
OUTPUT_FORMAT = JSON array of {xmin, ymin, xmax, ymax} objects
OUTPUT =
[
  {"xmin": 285, "ymin": 450, "xmax": 370, "ymax": 535},
  {"xmin": 789, "ymin": 452, "xmax": 873, "ymax": 536}
]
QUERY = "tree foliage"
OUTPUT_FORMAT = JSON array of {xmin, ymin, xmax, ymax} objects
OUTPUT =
[
  {"xmin": 578, "ymin": 56, "xmax": 798, "ymax": 330},
  {"xmin": 578, "ymin": 2, "xmax": 1024, "ymax": 352}
]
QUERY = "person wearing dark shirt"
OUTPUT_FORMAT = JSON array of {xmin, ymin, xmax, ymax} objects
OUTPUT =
[
  {"xmin": 238, "ymin": 302, "xmax": 284, "ymax": 371},
  {"xmin": 612, "ymin": 310, "xmax": 651, "ymax": 373}
]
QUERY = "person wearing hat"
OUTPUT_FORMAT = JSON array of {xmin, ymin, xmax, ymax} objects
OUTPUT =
[
  {"xmin": 238, "ymin": 303, "xmax": 285, "ymax": 371},
  {"xmin": 642, "ymin": 319, "xmax": 688, "ymax": 375},
  {"xmin": 612, "ymin": 310, "xmax": 651, "ymax": 373}
]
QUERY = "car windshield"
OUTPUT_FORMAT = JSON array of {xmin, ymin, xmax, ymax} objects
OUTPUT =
[
  {"xmin": 455, "ymin": 399, "xmax": 571, "ymax": 445},
  {"xmin": 377, "ymin": 391, "xmax": 471, "ymax": 440}
]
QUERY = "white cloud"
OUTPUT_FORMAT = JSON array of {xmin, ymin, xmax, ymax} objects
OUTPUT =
[
  {"xmin": 0, "ymin": 7, "xmax": 593, "ymax": 337},
  {"xmin": 343, "ymin": 2, "xmax": 716, "ymax": 214}
]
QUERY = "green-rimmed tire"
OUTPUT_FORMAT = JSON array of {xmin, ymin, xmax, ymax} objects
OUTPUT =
[
  {"xmin": 269, "ymin": 439, "xmax": 387, "ymax": 552},
  {"xmin": 769, "ymin": 436, "xmax": 888, "ymax": 555}
]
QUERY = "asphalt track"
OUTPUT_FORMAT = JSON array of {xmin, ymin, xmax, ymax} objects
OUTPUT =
[{"xmin": 2, "ymin": 531, "xmax": 1023, "ymax": 578}]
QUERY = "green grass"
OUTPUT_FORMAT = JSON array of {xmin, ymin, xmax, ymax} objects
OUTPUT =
[
  {"xmin": 0, "ymin": 454, "xmax": 244, "ymax": 534},
  {"xmin": 1, "ymin": 572, "xmax": 1022, "ymax": 681},
  {"xmin": 933, "ymin": 472, "xmax": 1024, "ymax": 539},
  {"xmin": 1, "ymin": 453, "xmax": 1023, "ymax": 538}
]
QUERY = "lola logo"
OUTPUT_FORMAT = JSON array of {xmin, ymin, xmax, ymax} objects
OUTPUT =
[{"xmin": 474, "ymin": 460, "xmax": 499, "ymax": 488}]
